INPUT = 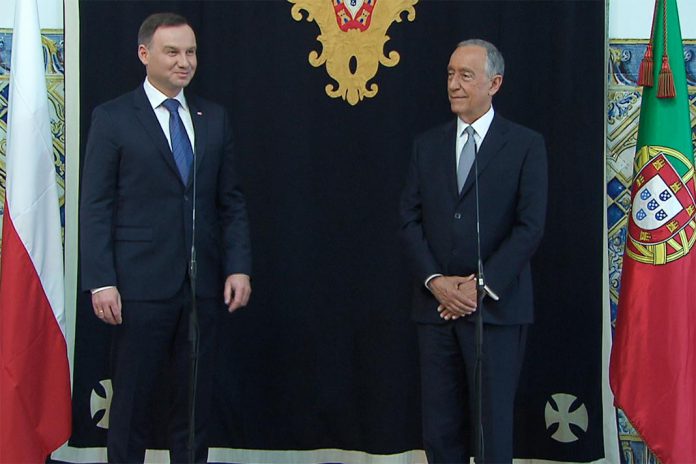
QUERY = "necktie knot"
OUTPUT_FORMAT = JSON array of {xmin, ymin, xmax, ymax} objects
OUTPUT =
[
  {"xmin": 162, "ymin": 98, "xmax": 180, "ymax": 114},
  {"xmin": 464, "ymin": 125, "xmax": 476, "ymax": 140}
]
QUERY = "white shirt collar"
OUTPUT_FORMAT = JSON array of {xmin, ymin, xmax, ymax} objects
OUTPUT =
[
  {"xmin": 456, "ymin": 105, "xmax": 495, "ymax": 141},
  {"xmin": 143, "ymin": 78, "xmax": 189, "ymax": 113}
]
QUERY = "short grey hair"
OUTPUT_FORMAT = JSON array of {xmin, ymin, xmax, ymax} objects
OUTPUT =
[{"xmin": 456, "ymin": 39, "xmax": 505, "ymax": 78}]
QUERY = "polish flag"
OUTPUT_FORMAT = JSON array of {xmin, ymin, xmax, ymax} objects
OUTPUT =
[{"xmin": 0, "ymin": 0, "xmax": 72, "ymax": 461}]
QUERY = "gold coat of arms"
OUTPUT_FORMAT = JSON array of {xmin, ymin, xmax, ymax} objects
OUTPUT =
[{"xmin": 289, "ymin": 0, "xmax": 418, "ymax": 106}]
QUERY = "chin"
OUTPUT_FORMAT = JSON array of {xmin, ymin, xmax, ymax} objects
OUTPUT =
[{"xmin": 450, "ymin": 104, "xmax": 467, "ymax": 115}]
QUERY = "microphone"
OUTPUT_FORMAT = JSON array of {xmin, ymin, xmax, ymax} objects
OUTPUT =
[
  {"xmin": 471, "ymin": 140, "xmax": 499, "ymax": 303},
  {"xmin": 472, "ymin": 136, "xmax": 485, "ymax": 464},
  {"xmin": 484, "ymin": 284, "xmax": 499, "ymax": 301},
  {"xmin": 189, "ymin": 154, "xmax": 198, "ymax": 283},
  {"xmin": 187, "ymin": 143, "xmax": 199, "ymax": 464}
]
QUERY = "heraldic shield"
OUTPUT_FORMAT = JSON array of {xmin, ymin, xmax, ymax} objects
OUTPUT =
[{"xmin": 626, "ymin": 145, "xmax": 696, "ymax": 265}]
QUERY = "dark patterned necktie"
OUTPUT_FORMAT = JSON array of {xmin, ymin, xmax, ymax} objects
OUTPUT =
[
  {"xmin": 162, "ymin": 98, "xmax": 193, "ymax": 184},
  {"xmin": 457, "ymin": 125, "xmax": 476, "ymax": 192}
]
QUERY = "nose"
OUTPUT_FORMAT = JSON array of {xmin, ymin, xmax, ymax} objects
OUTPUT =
[
  {"xmin": 176, "ymin": 53, "xmax": 190, "ymax": 68},
  {"xmin": 448, "ymin": 75, "xmax": 461, "ymax": 90}
]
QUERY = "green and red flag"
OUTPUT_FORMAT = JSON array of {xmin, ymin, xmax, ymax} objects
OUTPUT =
[{"xmin": 610, "ymin": 0, "xmax": 696, "ymax": 462}]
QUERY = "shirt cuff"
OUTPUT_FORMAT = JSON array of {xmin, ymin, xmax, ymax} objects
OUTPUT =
[
  {"xmin": 91, "ymin": 286, "xmax": 116, "ymax": 295},
  {"xmin": 424, "ymin": 274, "xmax": 443, "ymax": 290}
]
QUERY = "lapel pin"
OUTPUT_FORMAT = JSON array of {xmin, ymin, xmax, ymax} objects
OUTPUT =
[{"xmin": 196, "ymin": 111, "xmax": 203, "ymax": 116}]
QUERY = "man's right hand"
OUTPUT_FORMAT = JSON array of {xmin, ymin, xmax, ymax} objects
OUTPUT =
[
  {"xmin": 429, "ymin": 274, "xmax": 477, "ymax": 318},
  {"xmin": 92, "ymin": 287, "xmax": 123, "ymax": 325}
]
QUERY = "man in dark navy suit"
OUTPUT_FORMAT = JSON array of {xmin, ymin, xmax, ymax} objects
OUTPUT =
[
  {"xmin": 80, "ymin": 13, "xmax": 251, "ymax": 463},
  {"xmin": 400, "ymin": 39, "xmax": 547, "ymax": 463}
]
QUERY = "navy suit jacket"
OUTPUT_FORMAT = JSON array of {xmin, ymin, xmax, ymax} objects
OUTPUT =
[
  {"xmin": 400, "ymin": 114, "xmax": 547, "ymax": 325},
  {"xmin": 80, "ymin": 85, "xmax": 251, "ymax": 300}
]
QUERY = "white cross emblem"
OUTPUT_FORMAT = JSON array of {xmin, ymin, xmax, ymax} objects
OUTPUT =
[{"xmin": 544, "ymin": 393, "xmax": 589, "ymax": 443}]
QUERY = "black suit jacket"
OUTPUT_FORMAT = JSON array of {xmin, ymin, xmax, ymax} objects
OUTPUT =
[
  {"xmin": 80, "ymin": 85, "xmax": 251, "ymax": 300},
  {"xmin": 400, "ymin": 114, "xmax": 547, "ymax": 325}
]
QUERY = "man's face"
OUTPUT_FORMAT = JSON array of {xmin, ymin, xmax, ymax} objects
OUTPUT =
[
  {"xmin": 447, "ymin": 45, "xmax": 502, "ymax": 123},
  {"xmin": 138, "ymin": 24, "xmax": 197, "ymax": 97}
]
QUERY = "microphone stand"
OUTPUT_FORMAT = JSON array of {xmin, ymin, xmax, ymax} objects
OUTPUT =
[
  {"xmin": 187, "ymin": 153, "xmax": 199, "ymax": 464},
  {"xmin": 472, "ymin": 141, "xmax": 485, "ymax": 464}
]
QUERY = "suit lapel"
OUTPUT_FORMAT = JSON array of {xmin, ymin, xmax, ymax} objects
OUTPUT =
[
  {"xmin": 459, "ymin": 115, "xmax": 509, "ymax": 198},
  {"xmin": 132, "ymin": 86, "xmax": 181, "ymax": 181},
  {"xmin": 434, "ymin": 121, "xmax": 459, "ymax": 200},
  {"xmin": 187, "ymin": 95, "xmax": 207, "ymax": 191}
]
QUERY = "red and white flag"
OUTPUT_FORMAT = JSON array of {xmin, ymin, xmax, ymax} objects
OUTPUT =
[{"xmin": 0, "ymin": 0, "xmax": 72, "ymax": 461}]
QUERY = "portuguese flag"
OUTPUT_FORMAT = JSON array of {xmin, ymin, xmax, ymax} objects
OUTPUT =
[{"xmin": 609, "ymin": 0, "xmax": 696, "ymax": 462}]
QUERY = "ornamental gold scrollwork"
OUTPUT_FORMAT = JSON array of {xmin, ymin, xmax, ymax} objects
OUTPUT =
[{"xmin": 289, "ymin": 0, "xmax": 418, "ymax": 106}]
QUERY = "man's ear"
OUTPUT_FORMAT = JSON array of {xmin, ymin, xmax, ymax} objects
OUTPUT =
[
  {"xmin": 137, "ymin": 44, "xmax": 149, "ymax": 66},
  {"xmin": 489, "ymin": 74, "xmax": 503, "ymax": 97}
]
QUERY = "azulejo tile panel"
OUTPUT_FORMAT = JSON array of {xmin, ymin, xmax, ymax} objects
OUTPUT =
[
  {"xmin": 0, "ymin": 29, "xmax": 65, "ymax": 247},
  {"xmin": 608, "ymin": 39, "xmax": 696, "ymax": 464}
]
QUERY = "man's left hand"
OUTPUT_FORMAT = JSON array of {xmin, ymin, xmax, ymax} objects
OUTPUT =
[
  {"xmin": 224, "ymin": 273, "xmax": 251, "ymax": 312},
  {"xmin": 438, "ymin": 276, "xmax": 478, "ymax": 320}
]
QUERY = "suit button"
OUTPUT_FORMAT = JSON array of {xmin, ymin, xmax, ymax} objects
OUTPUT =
[
  {"xmin": 184, "ymin": 195, "xmax": 189, "ymax": 201},
  {"xmin": 454, "ymin": 213, "xmax": 462, "ymax": 219}
]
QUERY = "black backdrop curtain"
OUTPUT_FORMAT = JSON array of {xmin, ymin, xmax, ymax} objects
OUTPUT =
[{"xmin": 71, "ymin": 1, "xmax": 606, "ymax": 461}]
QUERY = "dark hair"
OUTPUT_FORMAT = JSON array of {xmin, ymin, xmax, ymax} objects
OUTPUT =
[{"xmin": 138, "ymin": 13, "xmax": 190, "ymax": 47}]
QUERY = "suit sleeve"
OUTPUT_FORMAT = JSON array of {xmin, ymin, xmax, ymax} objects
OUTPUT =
[
  {"xmin": 79, "ymin": 106, "xmax": 120, "ymax": 291},
  {"xmin": 484, "ymin": 132, "xmax": 548, "ymax": 297},
  {"xmin": 217, "ymin": 108, "xmax": 252, "ymax": 277},
  {"xmin": 399, "ymin": 138, "xmax": 442, "ymax": 283}
]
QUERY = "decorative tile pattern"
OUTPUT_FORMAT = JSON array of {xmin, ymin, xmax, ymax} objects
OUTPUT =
[
  {"xmin": 0, "ymin": 29, "xmax": 65, "ymax": 248},
  {"xmin": 607, "ymin": 39, "xmax": 696, "ymax": 464}
]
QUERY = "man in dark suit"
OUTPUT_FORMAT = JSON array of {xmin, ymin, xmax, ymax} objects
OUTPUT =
[
  {"xmin": 80, "ymin": 13, "xmax": 251, "ymax": 463},
  {"xmin": 400, "ymin": 39, "xmax": 547, "ymax": 463}
]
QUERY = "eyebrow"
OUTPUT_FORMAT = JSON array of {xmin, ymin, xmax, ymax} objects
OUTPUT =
[
  {"xmin": 162, "ymin": 45, "xmax": 197, "ymax": 51},
  {"xmin": 448, "ymin": 66, "xmax": 474, "ymax": 73}
]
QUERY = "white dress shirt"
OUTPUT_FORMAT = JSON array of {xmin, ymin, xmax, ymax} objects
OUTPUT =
[
  {"xmin": 142, "ymin": 77, "xmax": 196, "ymax": 151},
  {"xmin": 455, "ymin": 106, "xmax": 494, "ymax": 170}
]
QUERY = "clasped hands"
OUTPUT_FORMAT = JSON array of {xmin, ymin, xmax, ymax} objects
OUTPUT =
[{"xmin": 429, "ymin": 274, "xmax": 477, "ymax": 321}]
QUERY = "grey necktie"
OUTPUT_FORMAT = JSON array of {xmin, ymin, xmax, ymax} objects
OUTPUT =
[{"xmin": 457, "ymin": 125, "xmax": 476, "ymax": 192}]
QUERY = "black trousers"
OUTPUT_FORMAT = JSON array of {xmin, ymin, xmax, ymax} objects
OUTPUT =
[
  {"xmin": 417, "ymin": 320, "xmax": 527, "ymax": 464},
  {"xmin": 107, "ymin": 283, "xmax": 222, "ymax": 463}
]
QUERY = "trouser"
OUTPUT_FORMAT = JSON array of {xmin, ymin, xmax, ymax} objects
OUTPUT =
[
  {"xmin": 418, "ymin": 320, "xmax": 527, "ymax": 464},
  {"xmin": 107, "ymin": 283, "xmax": 222, "ymax": 463}
]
